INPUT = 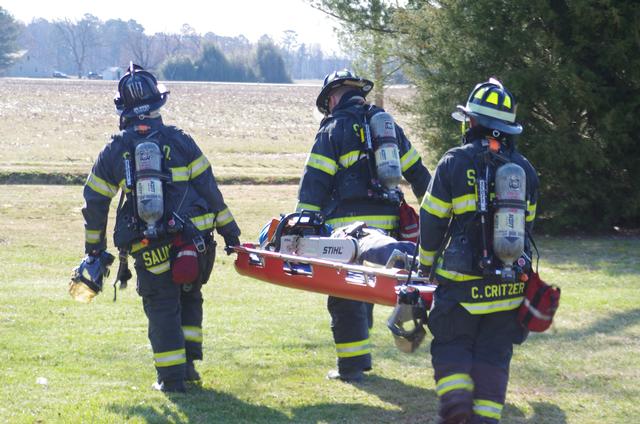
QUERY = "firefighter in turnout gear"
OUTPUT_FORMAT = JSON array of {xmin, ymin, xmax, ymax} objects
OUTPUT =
[
  {"xmin": 77, "ymin": 64, "xmax": 241, "ymax": 393},
  {"xmin": 297, "ymin": 69, "xmax": 431, "ymax": 382},
  {"xmin": 419, "ymin": 78, "xmax": 539, "ymax": 423}
]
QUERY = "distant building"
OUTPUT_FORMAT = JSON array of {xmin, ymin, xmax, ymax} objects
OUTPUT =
[
  {"xmin": 102, "ymin": 67, "xmax": 124, "ymax": 80},
  {"xmin": 6, "ymin": 50, "xmax": 50, "ymax": 78}
]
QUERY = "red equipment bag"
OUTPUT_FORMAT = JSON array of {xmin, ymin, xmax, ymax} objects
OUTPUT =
[
  {"xmin": 398, "ymin": 200, "xmax": 420, "ymax": 243},
  {"xmin": 172, "ymin": 235, "xmax": 199, "ymax": 285},
  {"xmin": 518, "ymin": 272, "xmax": 560, "ymax": 332}
]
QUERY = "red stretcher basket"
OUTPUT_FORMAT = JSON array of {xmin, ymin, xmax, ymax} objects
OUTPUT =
[{"xmin": 232, "ymin": 243, "xmax": 435, "ymax": 307}]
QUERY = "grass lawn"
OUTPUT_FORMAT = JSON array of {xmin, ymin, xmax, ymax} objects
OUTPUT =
[{"xmin": 0, "ymin": 185, "xmax": 638, "ymax": 423}]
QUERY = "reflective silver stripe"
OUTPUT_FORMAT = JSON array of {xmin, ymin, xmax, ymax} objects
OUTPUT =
[
  {"xmin": 335, "ymin": 338, "xmax": 371, "ymax": 358},
  {"xmin": 189, "ymin": 155, "xmax": 210, "ymax": 179},
  {"xmin": 435, "ymin": 373, "xmax": 474, "ymax": 396},
  {"xmin": 522, "ymin": 298, "xmax": 552, "ymax": 320},
  {"xmin": 177, "ymin": 250, "xmax": 198, "ymax": 259},
  {"xmin": 339, "ymin": 150, "xmax": 362, "ymax": 168},
  {"xmin": 215, "ymin": 208, "xmax": 234, "ymax": 227},
  {"xmin": 190, "ymin": 213, "xmax": 215, "ymax": 231},
  {"xmin": 400, "ymin": 147, "xmax": 420, "ymax": 172},
  {"xmin": 422, "ymin": 193, "xmax": 452, "ymax": 219},
  {"xmin": 171, "ymin": 166, "xmax": 190, "ymax": 182},
  {"xmin": 85, "ymin": 229, "xmax": 101, "ymax": 243},
  {"xmin": 473, "ymin": 399, "xmax": 503, "ymax": 420},
  {"xmin": 467, "ymin": 102, "xmax": 516, "ymax": 122},
  {"xmin": 306, "ymin": 153, "xmax": 338, "ymax": 175},
  {"xmin": 154, "ymin": 348, "xmax": 187, "ymax": 367},
  {"xmin": 86, "ymin": 173, "xmax": 118, "ymax": 198},
  {"xmin": 182, "ymin": 326, "xmax": 203, "ymax": 343},
  {"xmin": 419, "ymin": 246, "xmax": 435, "ymax": 267},
  {"xmin": 147, "ymin": 261, "xmax": 170, "ymax": 275},
  {"xmin": 452, "ymin": 194, "xmax": 476, "ymax": 215},
  {"xmin": 461, "ymin": 297, "xmax": 524, "ymax": 314}
]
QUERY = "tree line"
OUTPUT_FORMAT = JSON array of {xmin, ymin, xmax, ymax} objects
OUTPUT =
[{"xmin": 0, "ymin": 8, "xmax": 349, "ymax": 82}]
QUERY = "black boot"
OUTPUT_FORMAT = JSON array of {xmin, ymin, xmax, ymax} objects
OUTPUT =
[
  {"xmin": 185, "ymin": 361, "xmax": 201, "ymax": 382},
  {"xmin": 152, "ymin": 379, "xmax": 186, "ymax": 393}
]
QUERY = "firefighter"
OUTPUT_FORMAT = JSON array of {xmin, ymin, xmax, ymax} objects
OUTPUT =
[
  {"xmin": 419, "ymin": 78, "xmax": 539, "ymax": 423},
  {"xmin": 297, "ymin": 69, "xmax": 431, "ymax": 382},
  {"xmin": 75, "ymin": 64, "xmax": 241, "ymax": 393}
]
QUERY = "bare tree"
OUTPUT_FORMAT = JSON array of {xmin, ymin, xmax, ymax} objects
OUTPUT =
[{"xmin": 55, "ymin": 14, "xmax": 99, "ymax": 78}]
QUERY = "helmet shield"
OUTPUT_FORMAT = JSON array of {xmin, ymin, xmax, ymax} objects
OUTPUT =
[
  {"xmin": 452, "ymin": 78, "xmax": 522, "ymax": 135},
  {"xmin": 386, "ymin": 286, "xmax": 429, "ymax": 353},
  {"xmin": 114, "ymin": 63, "xmax": 169, "ymax": 118},
  {"xmin": 316, "ymin": 69, "xmax": 373, "ymax": 115}
]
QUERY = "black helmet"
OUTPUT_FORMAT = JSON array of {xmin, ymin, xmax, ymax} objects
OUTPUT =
[
  {"xmin": 316, "ymin": 69, "xmax": 373, "ymax": 115},
  {"xmin": 114, "ymin": 62, "xmax": 169, "ymax": 118},
  {"xmin": 452, "ymin": 78, "xmax": 522, "ymax": 135}
]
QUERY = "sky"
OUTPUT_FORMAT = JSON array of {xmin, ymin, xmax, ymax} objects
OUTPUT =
[{"xmin": 2, "ymin": 0, "xmax": 342, "ymax": 54}]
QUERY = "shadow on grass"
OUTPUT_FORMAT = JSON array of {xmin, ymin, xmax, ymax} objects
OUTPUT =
[
  {"xmin": 108, "ymin": 386, "xmax": 289, "ymax": 423},
  {"xmin": 107, "ymin": 376, "xmax": 568, "ymax": 424},
  {"xmin": 529, "ymin": 308, "xmax": 640, "ymax": 343},
  {"xmin": 108, "ymin": 376, "xmax": 439, "ymax": 423}
]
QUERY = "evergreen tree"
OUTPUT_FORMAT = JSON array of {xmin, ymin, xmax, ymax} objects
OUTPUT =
[
  {"xmin": 400, "ymin": 0, "xmax": 640, "ymax": 231},
  {"xmin": 0, "ymin": 7, "xmax": 21, "ymax": 71},
  {"xmin": 254, "ymin": 36, "xmax": 291, "ymax": 83}
]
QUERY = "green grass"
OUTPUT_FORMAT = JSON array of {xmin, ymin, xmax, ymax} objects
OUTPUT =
[{"xmin": 0, "ymin": 185, "xmax": 639, "ymax": 423}]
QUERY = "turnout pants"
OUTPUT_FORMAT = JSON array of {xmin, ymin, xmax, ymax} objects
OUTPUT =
[
  {"xmin": 134, "ymin": 240, "xmax": 204, "ymax": 384},
  {"xmin": 428, "ymin": 293, "xmax": 527, "ymax": 423},
  {"xmin": 327, "ymin": 296, "xmax": 373, "ymax": 374}
]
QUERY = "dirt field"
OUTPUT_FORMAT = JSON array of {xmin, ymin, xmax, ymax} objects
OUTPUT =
[{"xmin": 0, "ymin": 78, "xmax": 421, "ymax": 181}]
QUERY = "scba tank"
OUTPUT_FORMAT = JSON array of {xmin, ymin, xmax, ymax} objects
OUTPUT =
[
  {"xmin": 370, "ymin": 112, "xmax": 402, "ymax": 189},
  {"xmin": 135, "ymin": 141, "xmax": 164, "ymax": 238},
  {"xmin": 493, "ymin": 162, "xmax": 526, "ymax": 265}
]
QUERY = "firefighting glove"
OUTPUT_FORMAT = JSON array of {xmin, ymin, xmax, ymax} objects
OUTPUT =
[
  {"xmin": 223, "ymin": 234, "xmax": 240, "ymax": 255},
  {"xmin": 71, "ymin": 251, "xmax": 115, "ymax": 294}
]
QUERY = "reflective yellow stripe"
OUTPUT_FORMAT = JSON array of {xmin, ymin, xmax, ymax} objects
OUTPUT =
[
  {"xmin": 503, "ymin": 94, "xmax": 512, "ymax": 109},
  {"xmin": 296, "ymin": 202, "xmax": 321, "ymax": 212},
  {"xmin": 419, "ymin": 246, "xmax": 436, "ymax": 267},
  {"xmin": 190, "ymin": 212, "xmax": 215, "ymax": 231},
  {"xmin": 86, "ymin": 173, "xmax": 118, "ymax": 198},
  {"xmin": 400, "ymin": 147, "xmax": 420, "ymax": 172},
  {"xmin": 189, "ymin": 155, "xmax": 210, "ymax": 179},
  {"xmin": 485, "ymin": 92, "xmax": 499, "ymax": 105},
  {"xmin": 473, "ymin": 399, "xmax": 503, "ymax": 420},
  {"xmin": 326, "ymin": 215, "xmax": 398, "ymax": 231},
  {"xmin": 435, "ymin": 265, "xmax": 483, "ymax": 282},
  {"xmin": 117, "ymin": 179, "xmax": 132, "ymax": 193},
  {"xmin": 452, "ymin": 193, "xmax": 476, "ymax": 215},
  {"xmin": 85, "ymin": 229, "xmax": 102, "ymax": 244},
  {"xmin": 154, "ymin": 348, "xmax": 186, "ymax": 367},
  {"xmin": 182, "ymin": 326, "xmax": 203, "ymax": 343},
  {"xmin": 335, "ymin": 338, "xmax": 371, "ymax": 358},
  {"xmin": 526, "ymin": 201, "xmax": 537, "ymax": 222},
  {"xmin": 171, "ymin": 166, "xmax": 190, "ymax": 182},
  {"xmin": 338, "ymin": 150, "xmax": 362, "ymax": 168},
  {"xmin": 306, "ymin": 153, "xmax": 338, "ymax": 176},
  {"xmin": 131, "ymin": 241, "xmax": 146, "ymax": 254},
  {"xmin": 215, "ymin": 208, "xmax": 234, "ymax": 227},
  {"xmin": 422, "ymin": 193, "xmax": 452, "ymax": 219},
  {"xmin": 436, "ymin": 373, "xmax": 474, "ymax": 396},
  {"xmin": 460, "ymin": 296, "xmax": 524, "ymax": 315},
  {"xmin": 147, "ymin": 261, "xmax": 170, "ymax": 275}
]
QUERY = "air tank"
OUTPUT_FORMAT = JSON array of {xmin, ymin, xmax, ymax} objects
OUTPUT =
[
  {"xmin": 493, "ymin": 162, "xmax": 526, "ymax": 265},
  {"xmin": 135, "ymin": 141, "xmax": 164, "ymax": 238},
  {"xmin": 370, "ymin": 112, "xmax": 402, "ymax": 189}
]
